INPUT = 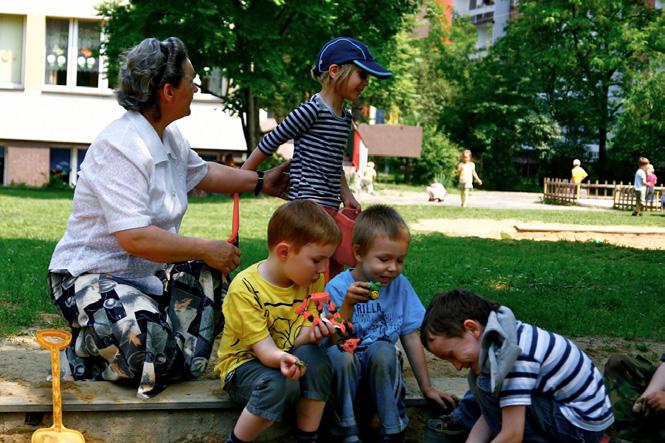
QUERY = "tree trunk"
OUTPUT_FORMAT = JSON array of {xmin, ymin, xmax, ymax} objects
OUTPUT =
[
  {"xmin": 597, "ymin": 83, "xmax": 610, "ymax": 179},
  {"xmin": 598, "ymin": 126, "xmax": 607, "ymax": 179},
  {"xmin": 241, "ymin": 87, "xmax": 261, "ymax": 158}
]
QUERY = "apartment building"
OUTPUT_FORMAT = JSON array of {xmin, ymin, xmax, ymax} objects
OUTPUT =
[{"xmin": 0, "ymin": 0, "xmax": 246, "ymax": 187}]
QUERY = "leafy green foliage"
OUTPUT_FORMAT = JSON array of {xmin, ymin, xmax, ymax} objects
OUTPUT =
[{"xmin": 98, "ymin": 0, "xmax": 419, "ymax": 151}]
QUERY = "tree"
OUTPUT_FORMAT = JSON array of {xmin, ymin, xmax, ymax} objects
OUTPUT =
[
  {"xmin": 363, "ymin": 0, "xmax": 477, "ymax": 186},
  {"xmin": 486, "ymin": 0, "xmax": 661, "ymax": 178},
  {"xmin": 98, "ymin": 0, "xmax": 419, "ymax": 155}
]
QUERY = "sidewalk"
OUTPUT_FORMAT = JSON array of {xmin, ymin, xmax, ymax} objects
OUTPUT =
[{"xmin": 358, "ymin": 189, "xmax": 615, "ymax": 211}]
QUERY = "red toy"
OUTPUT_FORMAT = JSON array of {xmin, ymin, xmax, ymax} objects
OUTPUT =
[{"xmin": 295, "ymin": 291, "xmax": 359, "ymax": 353}]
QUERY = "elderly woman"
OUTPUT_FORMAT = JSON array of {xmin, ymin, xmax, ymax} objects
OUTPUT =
[{"xmin": 47, "ymin": 37, "xmax": 288, "ymax": 398}]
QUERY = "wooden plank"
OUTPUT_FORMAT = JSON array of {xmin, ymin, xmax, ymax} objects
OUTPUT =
[
  {"xmin": 0, "ymin": 380, "xmax": 236, "ymax": 413},
  {"xmin": 0, "ymin": 377, "xmax": 470, "ymax": 413}
]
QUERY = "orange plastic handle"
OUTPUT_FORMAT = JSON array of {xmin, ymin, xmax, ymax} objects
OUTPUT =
[
  {"xmin": 227, "ymin": 193, "xmax": 240, "ymax": 247},
  {"xmin": 36, "ymin": 329, "xmax": 72, "ymax": 351}
]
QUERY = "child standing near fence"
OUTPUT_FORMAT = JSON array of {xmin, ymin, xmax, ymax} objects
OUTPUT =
[
  {"xmin": 241, "ymin": 37, "xmax": 392, "ymax": 277},
  {"xmin": 632, "ymin": 157, "xmax": 650, "ymax": 216},
  {"xmin": 456, "ymin": 150, "xmax": 482, "ymax": 208},
  {"xmin": 646, "ymin": 164, "xmax": 658, "ymax": 206}
]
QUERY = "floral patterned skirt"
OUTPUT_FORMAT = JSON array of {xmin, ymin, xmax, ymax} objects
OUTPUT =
[{"xmin": 47, "ymin": 261, "xmax": 227, "ymax": 398}]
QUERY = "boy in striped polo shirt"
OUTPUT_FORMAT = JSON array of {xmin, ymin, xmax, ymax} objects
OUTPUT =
[{"xmin": 421, "ymin": 289, "xmax": 613, "ymax": 443}]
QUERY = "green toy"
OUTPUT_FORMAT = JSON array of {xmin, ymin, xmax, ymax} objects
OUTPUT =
[{"xmin": 368, "ymin": 281, "xmax": 381, "ymax": 300}]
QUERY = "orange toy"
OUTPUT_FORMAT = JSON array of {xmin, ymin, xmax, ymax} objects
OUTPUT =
[{"xmin": 32, "ymin": 329, "xmax": 85, "ymax": 443}]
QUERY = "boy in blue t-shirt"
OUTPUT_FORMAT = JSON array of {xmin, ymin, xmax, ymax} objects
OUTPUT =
[
  {"xmin": 421, "ymin": 289, "xmax": 614, "ymax": 443},
  {"xmin": 325, "ymin": 205, "xmax": 453, "ymax": 443}
]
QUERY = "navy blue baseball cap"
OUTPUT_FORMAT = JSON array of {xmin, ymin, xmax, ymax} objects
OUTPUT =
[{"xmin": 314, "ymin": 37, "xmax": 392, "ymax": 79}]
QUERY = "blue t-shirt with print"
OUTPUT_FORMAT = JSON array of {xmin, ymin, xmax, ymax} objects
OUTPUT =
[{"xmin": 325, "ymin": 270, "xmax": 425, "ymax": 348}]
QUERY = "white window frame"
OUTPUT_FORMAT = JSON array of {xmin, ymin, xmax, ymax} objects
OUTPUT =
[
  {"xmin": 43, "ymin": 18, "xmax": 111, "ymax": 94},
  {"xmin": 0, "ymin": 14, "xmax": 26, "ymax": 90}
]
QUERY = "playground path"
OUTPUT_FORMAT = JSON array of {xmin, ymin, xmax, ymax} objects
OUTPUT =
[
  {"xmin": 359, "ymin": 190, "xmax": 665, "ymax": 250},
  {"xmin": 358, "ymin": 189, "xmax": 613, "ymax": 211}
]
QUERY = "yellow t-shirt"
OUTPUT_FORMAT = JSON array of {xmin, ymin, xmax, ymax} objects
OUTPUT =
[
  {"xmin": 214, "ymin": 261, "xmax": 323, "ymax": 388},
  {"xmin": 571, "ymin": 166, "xmax": 588, "ymax": 184}
]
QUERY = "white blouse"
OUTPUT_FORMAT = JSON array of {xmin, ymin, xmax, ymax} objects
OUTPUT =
[{"xmin": 49, "ymin": 111, "xmax": 208, "ymax": 292}]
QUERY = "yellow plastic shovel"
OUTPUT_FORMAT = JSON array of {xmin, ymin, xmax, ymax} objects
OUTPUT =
[{"xmin": 32, "ymin": 329, "xmax": 86, "ymax": 443}]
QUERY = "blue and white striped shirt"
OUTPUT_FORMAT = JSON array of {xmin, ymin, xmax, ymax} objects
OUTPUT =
[
  {"xmin": 498, "ymin": 321, "xmax": 614, "ymax": 432},
  {"xmin": 258, "ymin": 94, "xmax": 352, "ymax": 209}
]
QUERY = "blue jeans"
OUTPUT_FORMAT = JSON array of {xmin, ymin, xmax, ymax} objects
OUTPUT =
[
  {"xmin": 470, "ymin": 374, "xmax": 605, "ymax": 443},
  {"xmin": 327, "ymin": 341, "xmax": 407, "ymax": 437},
  {"xmin": 450, "ymin": 390, "xmax": 481, "ymax": 430},
  {"xmin": 224, "ymin": 344, "xmax": 332, "ymax": 422}
]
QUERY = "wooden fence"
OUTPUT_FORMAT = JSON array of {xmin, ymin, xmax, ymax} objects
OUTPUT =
[
  {"xmin": 613, "ymin": 185, "xmax": 664, "ymax": 211},
  {"xmin": 543, "ymin": 177, "xmax": 664, "ymax": 211},
  {"xmin": 543, "ymin": 178, "xmax": 579, "ymax": 204}
]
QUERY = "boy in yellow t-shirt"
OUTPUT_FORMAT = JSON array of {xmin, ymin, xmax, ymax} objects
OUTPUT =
[{"xmin": 215, "ymin": 200, "xmax": 341, "ymax": 443}]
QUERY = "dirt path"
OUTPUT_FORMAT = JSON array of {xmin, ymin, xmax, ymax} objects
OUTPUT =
[{"xmin": 412, "ymin": 218, "xmax": 665, "ymax": 250}]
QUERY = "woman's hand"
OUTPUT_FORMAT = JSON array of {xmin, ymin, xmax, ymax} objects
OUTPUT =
[
  {"xmin": 201, "ymin": 239, "xmax": 240, "ymax": 275},
  {"xmin": 262, "ymin": 160, "xmax": 291, "ymax": 199},
  {"xmin": 280, "ymin": 352, "xmax": 306, "ymax": 379}
]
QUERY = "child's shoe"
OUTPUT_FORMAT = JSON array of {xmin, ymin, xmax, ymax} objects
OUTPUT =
[{"xmin": 424, "ymin": 414, "xmax": 468, "ymax": 443}]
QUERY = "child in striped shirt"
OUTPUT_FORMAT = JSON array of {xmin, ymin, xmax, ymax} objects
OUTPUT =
[
  {"xmin": 242, "ymin": 37, "xmax": 392, "ymax": 275},
  {"xmin": 421, "ymin": 289, "xmax": 613, "ymax": 443}
]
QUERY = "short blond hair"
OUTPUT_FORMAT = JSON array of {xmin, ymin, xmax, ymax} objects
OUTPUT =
[
  {"xmin": 639, "ymin": 157, "xmax": 650, "ymax": 166},
  {"xmin": 312, "ymin": 63, "xmax": 357, "ymax": 91},
  {"xmin": 352, "ymin": 204, "xmax": 410, "ymax": 256},
  {"xmin": 267, "ymin": 200, "xmax": 341, "ymax": 252}
]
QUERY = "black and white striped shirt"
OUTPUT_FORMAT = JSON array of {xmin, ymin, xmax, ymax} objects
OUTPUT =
[
  {"xmin": 499, "ymin": 322, "xmax": 614, "ymax": 432},
  {"xmin": 258, "ymin": 94, "xmax": 352, "ymax": 209}
]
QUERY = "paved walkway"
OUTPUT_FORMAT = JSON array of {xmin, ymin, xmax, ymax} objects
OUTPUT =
[{"xmin": 358, "ymin": 189, "xmax": 615, "ymax": 211}]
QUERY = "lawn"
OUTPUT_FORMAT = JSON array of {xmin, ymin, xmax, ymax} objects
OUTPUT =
[{"xmin": 1, "ymin": 188, "xmax": 664, "ymax": 339}]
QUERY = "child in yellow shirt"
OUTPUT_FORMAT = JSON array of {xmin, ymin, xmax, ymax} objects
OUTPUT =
[{"xmin": 215, "ymin": 200, "xmax": 340, "ymax": 443}]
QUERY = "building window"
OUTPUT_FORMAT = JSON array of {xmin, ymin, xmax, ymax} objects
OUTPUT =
[
  {"xmin": 0, "ymin": 14, "xmax": 24, "ymax": 87},
  {"xmin": 45, "ymin": 18, "xmax": 105, "ymax": 90}
]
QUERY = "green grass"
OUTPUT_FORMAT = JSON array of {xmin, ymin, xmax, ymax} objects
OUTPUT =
[{"xmin": 1, "ymin": 188, "xmax": 664, "ymax": 339}]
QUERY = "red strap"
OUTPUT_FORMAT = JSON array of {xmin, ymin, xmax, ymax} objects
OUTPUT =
[{"xmin": 228, "ymin": 193, "xmax": 240, "ymax": 247}]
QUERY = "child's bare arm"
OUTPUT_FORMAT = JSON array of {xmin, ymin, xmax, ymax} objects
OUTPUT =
[
  {"xmin": 251, "ymin": 336, "xmax": 305, "ymax": 379},
  {"xmin": 466, "ymin": 416, "xmax": 491, "ymax": 443},
  {"xmin": 400, "ymin": 332, "xmax": 455, "ymax": 408},
  {"xmin": 241, "ymin": 149, "xmax": 270, "ymax": 171},
  {"xmin": 340, "ymin": 172, "xmax": 361, "ymax": 210},
  {"xmin": 491, "ymin": 405, "xmax": 525, "ymax": 443},
  {"xmin": 472, "ymin": 164, "xmax": 483, "ymax": 185}
]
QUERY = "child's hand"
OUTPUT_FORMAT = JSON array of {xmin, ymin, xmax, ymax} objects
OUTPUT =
[
  {"xmin": 307, "ymin": 321, "xmax": 336, "ymax": 344},
  {"xmin": 344, "ymin": 281, "xmax": 371, "ymax": 306},
  {"xmin": 422, "ymin": 386, "xmax": 457, "ymax": 410},
  {"xmin": 280, "ymin": 352, "xmax": 306, "ymax": 380}
]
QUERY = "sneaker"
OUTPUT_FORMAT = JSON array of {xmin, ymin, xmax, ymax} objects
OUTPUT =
[{"xmin": 426, "ymin": 414, "xmax": 468, "ymax": 435}]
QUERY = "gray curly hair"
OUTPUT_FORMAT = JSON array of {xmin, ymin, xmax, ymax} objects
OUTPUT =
[{"xmin": 116, "ymin": 37, "xmax": 189, "ymax": 121}]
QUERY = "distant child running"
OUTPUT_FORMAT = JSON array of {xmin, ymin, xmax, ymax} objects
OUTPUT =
[
  {"xmin": 632, "ymin": 157, "xmax": 650, "ymax": 216},
  {"xmin": 421, "ymin": 289, "xmax": 614, "ymax": 443},
  {"xmin": 242, "ymin": 37, "xmax": 392, "ymax": 276},
  {"xmin": 456, "ymin": 149, "xmax": 482, "ymax": 208},
  {"xmin": 215, "ymin": 200, "xmax": 340, "ymax": 443},
  {"xmin": 325, "ymin": 205, "xmax": 454, "ymax": 442}
]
